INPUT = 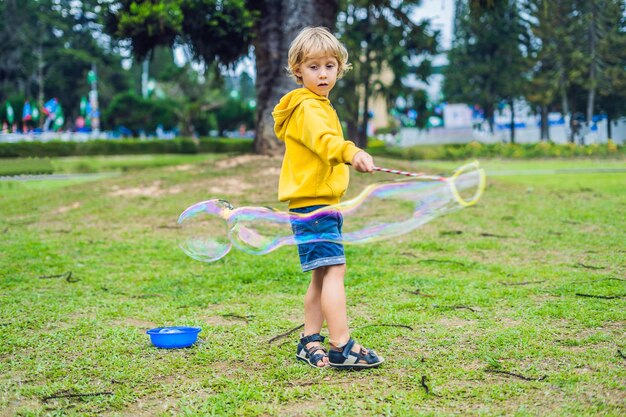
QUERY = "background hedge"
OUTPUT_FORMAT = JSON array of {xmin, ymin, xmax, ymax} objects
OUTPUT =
[
  {"xmin": 367, "ymin": 139, "xmax": 624, "ymax": 160},
  {"xmin": 0, "ymin": 137, "xmax": 253, "ymax": 159},
  {"xmin": 1, "ymin": 138, "xmax": 623, "ymax": 177}
]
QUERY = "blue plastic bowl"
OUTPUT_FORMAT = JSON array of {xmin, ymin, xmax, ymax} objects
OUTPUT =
[{"xmin": 146, "ymin": 326, "xmax": 202, "ymax": 348}]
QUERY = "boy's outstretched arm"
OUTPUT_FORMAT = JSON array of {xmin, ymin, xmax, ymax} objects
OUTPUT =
[{"xmin": 351, "ymin": 150, "xmax": 375, "ymax": 173}]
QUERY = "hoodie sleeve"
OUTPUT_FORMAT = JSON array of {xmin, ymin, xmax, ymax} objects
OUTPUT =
[{"xmin": 298, "ymin": 99, "xmax": 361, "ymax": 165}]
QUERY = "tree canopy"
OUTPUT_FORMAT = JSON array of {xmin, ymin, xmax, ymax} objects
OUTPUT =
[
  {"xmin": 445, "ymin": 0, "xmax": 626, "ymax": 142},
  {"xmin": 333, "ymin": 0, "xmax": 438, "ymax": 148},
  {"xmin": 444, "ymin": 0, "xmax": 529, "ymax": 140}
]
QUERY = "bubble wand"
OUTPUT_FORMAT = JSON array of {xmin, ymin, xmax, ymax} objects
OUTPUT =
[{"xmin": 372, "ymin": 161, "xmax": 486, "ymax": 207}]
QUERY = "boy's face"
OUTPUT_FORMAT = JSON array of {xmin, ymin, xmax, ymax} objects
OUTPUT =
[{"xmin": 295, "ymin": 53, "xmax": 339, "ymax": 98}]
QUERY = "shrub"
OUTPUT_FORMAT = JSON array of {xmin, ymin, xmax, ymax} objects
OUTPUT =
[
  {"xmin": 103, "ymin": 92, "xmax": 179, "ymax": 135},
  {"xmin": 367, "ymin": 142, "xmax": 625, "ymax": 160},
  {"xmin": 0, "ymin": 137, "xmax": 253, "ymax": 158}
]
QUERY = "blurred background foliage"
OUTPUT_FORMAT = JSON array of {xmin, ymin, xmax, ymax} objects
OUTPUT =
[{"xmin": 0, "ymin": 0, "xmax": 624, "ymax": 147}]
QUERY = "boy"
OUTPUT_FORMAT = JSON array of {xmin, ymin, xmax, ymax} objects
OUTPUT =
[{"xmin": 272, "ymin": 26, "xmax": 384, "ymax": 369}]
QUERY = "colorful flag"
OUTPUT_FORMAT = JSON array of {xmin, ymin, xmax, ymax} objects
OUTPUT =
[
  {"xmin": 5, "ymin": 101, "xmax": 14, "ymax": 124},
  {"xmin": 42, "ymin": 98, "xmax": 58, "ymax": 116},
  {"xmin": 80, "ymin": 96, "xmax": 88, "ymax": 117},
  {"xmin": 32, "ymin": 106, "xmax": 40, "ymax": 122},
  {"xmin": 22, "ymin": 101, "xmax": 32, "ymax": 121},
  {"xmin": 53, "ymin": 104, "xmax": 64, "ymax": 130}
]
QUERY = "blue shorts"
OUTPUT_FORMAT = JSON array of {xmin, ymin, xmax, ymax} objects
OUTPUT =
[{"xmin": 290, "ymin": 205, "xmax": 346, "ymax": 272}]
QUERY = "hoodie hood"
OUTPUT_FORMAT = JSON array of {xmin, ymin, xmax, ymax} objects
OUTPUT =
[{"xmin": 272, "ymin": 88, "xmax": 328, "ymax": 141}]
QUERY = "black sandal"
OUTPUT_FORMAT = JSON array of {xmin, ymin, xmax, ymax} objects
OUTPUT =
[
  {"xmin": 328, "ymin": 338, "xmax": 384, "ymax": 369},
  {"xmin": 296, "ymin": 333, "xmax": 328, "ymax": 368}
]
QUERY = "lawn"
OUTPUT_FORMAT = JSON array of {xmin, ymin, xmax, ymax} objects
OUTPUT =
[{"xmin": 1, "ymin": 154, "xmax": 624, "ymax": 416}]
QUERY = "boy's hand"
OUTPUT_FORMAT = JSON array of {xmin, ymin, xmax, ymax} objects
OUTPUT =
[{"xmin": 351, "ymin": 151, "xmax": 375, "ymax": 173}]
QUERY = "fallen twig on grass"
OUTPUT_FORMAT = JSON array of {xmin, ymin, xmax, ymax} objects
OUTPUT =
[
  {"xmin": 572, "ymin": 277, "xmax": 626, "ymax": 283},
  {"xmin": 42, "ymin": 391, "xmax": 113, "ymax": 403},
  {"xmin": 417, "ymin": 258, "xmax": 469, "ymax": 267},
  {"xmin": 221, "ymin": 314, "xmax": 253, "ymax": 322},
  {"xmin": 480, "ymin": 232, "xmax": 511, "ymax": 238},
  {"xmin": 436, "ymin": 305, "xmax": 479, "ymax": 313},
  {"xmin": 360, "ymin": 324, "xmax": 414, "ymax": 331},
  {"xmin": 499, "ymin": 280, "xmax": 546, "ymax": 286},
  {"xmin": 37, "ymin": 271, "xmax": 78, "ymax": 283},
  {"xmin": 485, "ymin": 368, "xmax": 547, "ymax": 381},
  {"xmin": 420, "ymin": 375, "xmax": 430, "ymax": 394},
  {"xmin": 405, "ymin": 289, "xmax": 435, "ymax": 297},
  {"xmin": 575, "ymin": 293, "xmax": 626, "ymax": 300},
  {"xmin": 288, "ymin": 377, "xmax": 340, "ymax": 387},
  {"xmin": 440, "ymin": 230, "xmax": 463, "ymax": 236},
  {"xmin": 617, "ymin": 349, "xmax": 626, "ymax": 360},
  {"xmin": 268, "ymin": 324, "xmax": 304, "ymax": 344},
  {"xmin": 453, "ymin": 305, "xmax": 478, "ymax": 312},
  {"xmin": 574, "ymin": 263, "xmax": 606, "ymax": 270},
  {"xmin": 418, "ymin": 375, "xmax": 441, "ymax": 396}
]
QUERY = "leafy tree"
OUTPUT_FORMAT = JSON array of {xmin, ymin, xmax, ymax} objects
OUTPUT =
[
  {"xmin": 104, "ymin": 0, "xmax": 338, "ymax": 155},
  {"xmin": 523, "ymin": 0, "xmax": 626, "ymax": 142},
  {"xmin": 247, "ymin": 0, "xmax": 339, "ymax": 154},
  {"xmin": 212, "ymin": 97, "xmax": 255, "ymax": 136},
  {"xmin": 104, "ymin": 0, "xmax": 258, "ymax": 137},
  {"xmin": 333, "ymin": 0, "xmax": 438, "ymax": 148},
  {"xmin": 147, "ymin": 47, "xmax": 225, "ymax": 136},
  {"xmin": 444, "ymin": 0, "xmax": 530, "ymax": 142},
  {"xmin": 103, "ymin": 91, "xmax": 177, "ymax": 135},
  {"xmin": 0, "ymin": 0, "xmax": 130, "ymax": 130},
  {"xmin": 596, "ymin": 0, "xmax": 626, "ymax": 137},
  {"xmin": 105, "ymin": 0, "xmax": 255, "ymax": 64},
  {"xmin": 524, "ymin": 0, "xmax": 568, "ymax": 140}
]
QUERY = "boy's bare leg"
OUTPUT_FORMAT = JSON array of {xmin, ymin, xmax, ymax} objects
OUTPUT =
[
  {"xmin": 321, "ymin": 264, "xmax": 371, "ymax": 360},
  {"xmin": 303, "ymin": 267, "xmax": 328, "ymax": 366},
  {"xmin": 320, "ymin": 264, "xmax": 349, "ymax": 344}
]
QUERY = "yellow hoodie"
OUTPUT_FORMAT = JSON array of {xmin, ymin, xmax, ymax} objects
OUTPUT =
[{"xmin": 273, "ymin": 88, "xmax": 362, "ymax": 209}]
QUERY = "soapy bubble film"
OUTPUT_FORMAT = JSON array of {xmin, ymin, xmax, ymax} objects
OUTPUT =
[
  {"xmin": 178, "ymin": 199, "xmax": 233, "ymax": 262},
  {"xmin": 178, "ymin": 163, "xmax": 484, "ymax": 262}
]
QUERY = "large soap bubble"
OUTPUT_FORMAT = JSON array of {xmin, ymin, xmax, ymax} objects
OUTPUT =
[
  {"xmin": 178, "ymin": 161, "xmax": 485, "ymax": 262},
  {"xmin": 178, "ymin": 199, "xmax": 233, "ymax": 262}
]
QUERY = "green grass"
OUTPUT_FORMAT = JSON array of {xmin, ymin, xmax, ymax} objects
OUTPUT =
[
  {"xmin": 1, "ymin": 154, "xmax": 625, "ymax": 416},
  {"xmin": 1, "ymin": 154, "xmax": 225, "ymax": 176}
]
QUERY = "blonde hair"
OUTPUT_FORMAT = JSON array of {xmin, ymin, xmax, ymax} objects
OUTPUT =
[{"xmin": 287, "ymin": 27, "xmax": 352, "ymax": 85}]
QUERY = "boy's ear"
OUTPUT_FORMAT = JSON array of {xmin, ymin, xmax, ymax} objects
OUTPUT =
[{"xmin": 294, "ymin": 66, "xmax": 301, "ymax": 77}]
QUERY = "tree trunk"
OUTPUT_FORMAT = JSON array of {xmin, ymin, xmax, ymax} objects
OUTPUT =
[
  {"xmin": 607, "ymin": 113, "xmax": 612, "ymax": 139},
  {"xmin": 37, "ymin": 44, "xmax": 45, "ymax": 128},
  {"xmin": 540, "ymin": 104, "xmax": 549, "ymax": 141},
  {"xmin": 560, "ymin": 85, "xmax": 569, "ymax": 118},
  {"xmin": 509, "ymin": 99, "xmax": 515, "ymax": 144},
  {"xmin": 485, "ymin": 105, "xmax": 495, "ymax": 135},
  {"xmin": 356, "ymin": 5, "xmax": 372, "ymax": 149},
  {"xmin": 586, "ymin": 0, "xmax": 597, "ymax": 128},
  {"xmin": 559, "ymin": 67, "xmax": 572, "ymax": 142},
  {"xmin": 584, "ymin": 0, "xmax": 598, "ymax": 147},
  {"xmin": 252, "ymin": 0, "xmax": 338, "ymax": 156},
  {"xmin": 346, "ymin": 120, "xmax": 359, "ymax": 144}
]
